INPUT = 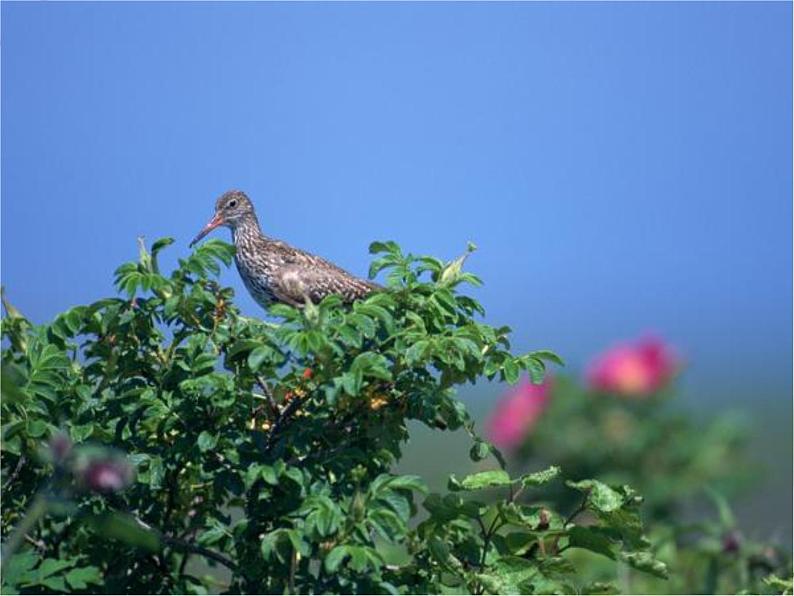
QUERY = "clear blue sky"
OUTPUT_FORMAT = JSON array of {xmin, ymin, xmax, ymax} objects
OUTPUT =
[{"xmin": 2, "ymin": 2, "xmax": 791, "ymax": 405}]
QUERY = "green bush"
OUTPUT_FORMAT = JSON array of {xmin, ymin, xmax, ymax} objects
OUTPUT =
[
  {"xmin": 483, "ymin": 344, "xmax": 791, "ymax": 594},
  {"xmin": 1, "ymin": 238, "xmax": 671, "ymax": 594}
]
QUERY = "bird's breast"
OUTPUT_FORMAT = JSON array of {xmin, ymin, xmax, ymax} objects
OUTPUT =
[{"xmin": 234, "ymin": 253, "xmax": 278, "ymax": 307}]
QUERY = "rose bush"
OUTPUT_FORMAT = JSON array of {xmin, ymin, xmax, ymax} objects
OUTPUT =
[
  {"xmin": 485, "ymin": 337, "xmax": 792, "ymax": 594},
  {"xmin": 1, "ymin": 239, "xmax": 673, "ymax": 594}
]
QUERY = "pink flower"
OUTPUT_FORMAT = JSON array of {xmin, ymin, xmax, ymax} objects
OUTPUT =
[
  {"xmin": 485, "ymin": 378, "xmax": 551, "ymax": 450},
  {"xmin": 586, "ymin": 336, "xmax": 678, "ymax": 397}
]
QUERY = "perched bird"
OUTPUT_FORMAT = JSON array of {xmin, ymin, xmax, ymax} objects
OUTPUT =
[{"xmin": 190, "ymin": 190, "xmax": 380, "ymax": 308}]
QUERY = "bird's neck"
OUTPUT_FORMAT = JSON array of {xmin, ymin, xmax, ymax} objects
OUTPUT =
[{"xmin": 231, "ymin": 216, "xmax": 263, "ymax": 246}]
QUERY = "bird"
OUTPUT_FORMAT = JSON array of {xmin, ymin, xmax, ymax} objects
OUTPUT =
[{"xmin": 190, "ymin": 190, "xmax": 380, "ymax": 308}]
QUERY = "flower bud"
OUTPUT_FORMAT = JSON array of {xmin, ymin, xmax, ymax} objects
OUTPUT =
[
  {"xmin": 49, "ymin": 433, "xmax": 73, "ymax": 465},
  {"xmin": 536, "ymin": 508, "xmax": 551, "ymax": 531},
  {"xmin": 722, "ymin": 530, "xmax": 742, "ymax": 554}
]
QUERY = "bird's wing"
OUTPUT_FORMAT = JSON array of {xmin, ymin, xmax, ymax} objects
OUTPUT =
[{"xmin": 271, "ymin": 264, "xmax": 379, "ymax": 306}]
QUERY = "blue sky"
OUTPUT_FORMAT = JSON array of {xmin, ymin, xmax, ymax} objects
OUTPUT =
[{"xmin": 2, "ymin": 2, "xmax": 791, "ymax": 406}]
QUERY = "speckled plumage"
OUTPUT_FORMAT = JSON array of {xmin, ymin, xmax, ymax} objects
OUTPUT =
[{"xmin": 191, "ymin": 190, "xmax": 380, "ymax": 308}]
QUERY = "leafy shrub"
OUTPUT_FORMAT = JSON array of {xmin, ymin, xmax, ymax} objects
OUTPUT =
[
  {"xmin": 484, "ymin": 340, "xmax": 791, "ymax": 594},
  {"xmin": 1, "ymin": 238, "xmax": 670, "ymax": 594},
  {"xmin": 499, "ymin": 375, "xmax": 750, "ymax": 520}
]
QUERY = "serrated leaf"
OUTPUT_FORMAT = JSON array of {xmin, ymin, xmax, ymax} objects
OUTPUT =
[
  {"xmin": 566, "ymin": 479, "xmax": 624, "ymax": 513},
  {"xmin": 620, "ymin": 551, "xmax": 669, "ymax": 579},
  {"xmin": 64, "ymin": 566, "xmax": 102, "ymax": 589},
  {"xmin": 456, "ymin": 469, "xmax": 512, "ymax": 491},
  {"xmin": 529, "ymin": 349, "xmax": 565, "ymax": 367},
  {"xmin": 520, "ymin": 465, "xmax": 561, "ymax": 487},
  {"xmin": 503, "ymin": 358, "xmax": 520, "ymax": 384}
]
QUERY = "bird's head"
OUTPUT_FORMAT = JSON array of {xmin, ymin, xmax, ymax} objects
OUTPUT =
[{"xmin": 190, "ymin": 190, "xmax": 256, "ymax": 246}]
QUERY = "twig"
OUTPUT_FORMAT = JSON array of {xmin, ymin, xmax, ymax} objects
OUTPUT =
[
  {"xmin": 563, "ymin": 491, "xmax": 590, "ymax": 528},
  {"xmin": 24, "ymin": 534, "xmax": 46, "ymax": 552},
  {"xmin": 288, "ymin": 548, "xmax": 298, "ymax": 594},
  {"xmin": 511, "ymin": 484, "xmax": 526, "ymax": 504},
  {"xmin": 255, "ymin": 375, "xmax": 279, "ymax": 418},
  {"xmin": 263, "ymin": 393, "xmax": 308, "ymax": 452},
  {"xmin": 3, "ymin": 455, "xmax": 26, "ymax": 489},
  {"xmin": 479, "ymin": 514, "xmax": 503, "ymax": 568},
  {"xmin": 177, "ymin": 526, "xmax": 199, "ymax": 576}
]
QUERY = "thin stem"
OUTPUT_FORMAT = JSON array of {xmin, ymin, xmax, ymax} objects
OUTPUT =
[
  {"xmin": 287, "ymin": 549, "xmax": 298, "ymax": 594},
  {"xmin": 255, "ymin": 375, "xmax": 279, "ymax": 418},
  {"xmin": 511, "ymin": 484, "xmax": 526, "ymax": 503},
  {"xmin": 479, "ymin": 514, "xmax": 503, "ymax": 568},
  {"xmin": 3, "ymin": 455, "xmax": 26, "ymax": 489},
  {"xmin": 24, "ymin": 535, "xmax": 47, "ymax": 552},
  {"xmin": 563, "ymin": 491, "xmax": 590, "ymax": 528}
]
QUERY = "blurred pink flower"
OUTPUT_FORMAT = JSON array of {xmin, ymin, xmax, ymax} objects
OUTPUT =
[
  {"xmin": 80, "ymin": 457, "xmax": 134, "ymax": 494},
  {"xmin": 586, "ymin": 336, "xmax": 678, "ymax": 397},
  {"xmin": 485, "ymin": 378, "xmax": 551, "ymax": 450}
]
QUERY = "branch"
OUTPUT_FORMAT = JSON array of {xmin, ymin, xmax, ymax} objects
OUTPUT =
[
  {"xmin": 264, "ymin": 392, "xmax": 309, "ymax": 452},
  {"xmin": 255, "ymin": 375, "xmax": 279, "ymax": 418},
  {"xmin": 163, "ymin": 535, "xmax": 237, "ymax": 571},
  {"xmin": 3, "ymin": 455, "xmax": 26, "ymax": 489},
  {"xmin": 24, "ymin": 534, "xmax": 46, "ymax": 552}
]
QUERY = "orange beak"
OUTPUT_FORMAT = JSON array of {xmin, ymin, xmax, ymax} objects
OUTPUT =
[{"xmin": 190, "ymin": 213, "xmax": 224, "ymax": 247}]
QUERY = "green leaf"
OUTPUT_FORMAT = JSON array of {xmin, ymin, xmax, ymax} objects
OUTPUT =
[
  {"xmin": 454, "ymin": 469, "xmax": 512, "ymax": 491},
  {"xmin": 88, "ymin": 512, "xmax": 161, "ymax": 552},
  {"xmin": 620, "ymin": 551, "xmax": 669, "ymax": 579},
  {"xmin": 582, "ymin": 581, "xmax": 620, "ymax": 595},
  {"xmin": 405, "ymin": 340, "xmax": 431, "ymax": 365},
  {"xmin": 520, "ymin": 465, "xmax": 561, "ymax": 488},
  {"xmin": 197, "ymin": 431, "xmax": 218, "ymax": 452},
  {"xmin": 566, "ymin": 479, "xmax": 625, "ymax": 513},
  {"xmin": 469, "ymin": 440, "xmax": 491, "ymax": 462},
  {"xmin": 324, "ymin": 545, "xmax": 348, "ymax": 573},
  {"xmin": 368, "ymin": 240, "xmax": 401, "ymax": 255},
  {"xmin": 488, "ymin": 555, "xmax": 540, "ymax": 593},
  {"xmin": 151, "ymin": 237, "xmax": 175, "ymax": 256},
  {"xmin": 31, "ymin": 558, "xmax": 72, "ymax": 581},
  {"xmin": 261, "ymin": 529, "xmax": 302, "ymax": 563},
  {"xmin": 247, "ymin": 346, "xmax": 273, "ymax": 371},
  {"xmin": 503, "ymin": 358, "xmax": 520, "ymax": 384},
  {"xmin": 26, "ymin": 419, "xmax": 48, "ymax": 438},
  {"xmin": 1, "ymin": 551, "xmax": 39, "ymax": 587},
  {"xmin": 39, "ymin": 577, "xmax": 67, "ymax": 591},
  {"xmin": 64, "ymin": 567, "xmax": 102, "ymax": 589},
  {"xmin": 525, "ymin": 357, "xmax": 546, "ymax": 384},
  {"xmin": 529, "ymin": 349, "xmax": 565, "ymax": 367},
  {"xmin": 566, "ymin": 526, "xmax": 617, "ymax": 560}
]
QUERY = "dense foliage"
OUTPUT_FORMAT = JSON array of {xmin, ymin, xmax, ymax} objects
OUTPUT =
[{"xmin": 1, "ymin": 238, "xmax": 674, "ymax": 594}]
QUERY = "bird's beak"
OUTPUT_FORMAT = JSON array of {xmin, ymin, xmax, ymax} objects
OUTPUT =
[{"xmin": 190, "ymin": 213, "xmax": 224, "ymax": 247}]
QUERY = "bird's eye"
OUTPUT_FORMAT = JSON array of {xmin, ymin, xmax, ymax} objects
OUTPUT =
[{"xmin": 228, "ymin": 199, "xmax": 238, "ymax": 208}]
